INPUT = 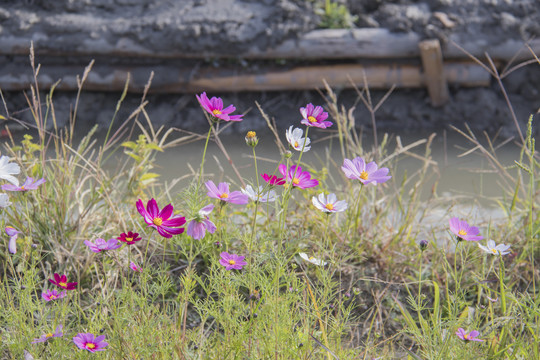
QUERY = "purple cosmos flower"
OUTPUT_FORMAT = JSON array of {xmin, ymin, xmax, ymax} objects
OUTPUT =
[
  {"xmin": 278, "ymin": 164, "xmax": 319, "ymax": 189},
  {"xmin": 48, "ymin": 273, "xmax": 77, "ymax": 290},
  {"xmin": 455, "ymin": 328, "xmax": 484, "ymax": 342},
  {"xmin": 129, "ymin": 261, "xmax": 142, "ymax": 272},
  {"xmin": 5, "ymin": 226, "xmax": 20, "ymax": 254},
  {"xmin": 84, "ymin": 238, "xmax": 122, "ymax": 253},
  {"xmin": 300, "ymin": 103, "xmax": 332, "ymax": 129},
  {"xmin": 186, "ymin": 204, "xmax": 217, "ymax": 240},
  {"xmin": 42, "ymin": 289, "xmax": 67, "ymax": 302},
  {"xmin": 312, "ymin": 193, "xmax": 348, "ymax": 213},
  {"xmin": 117, "ymin": 231, "xmax": 142, "ymax": 245},
  {"xmin": 286, "ymin": 126, "xmax": 311, "ymax": 152},
  {"xmin": 136, "ymin": 198, "xmax": 186, "ymax": 238},
  {"xmin": 449, "ymin": 217, "xmax": 483, "ymax": 242},
  {"xmin": 261, "ymin": 174, "xmax": 286, "ymax": 186},
  {"xmin": 196, "ymin": 92, "xmax": 243, "ymax": 122},
  {"xmin": 219, "ymin": 252, "xmax": 247, "ymax": 270},
  {"xmin": 341, "ymin": 157, "xmax": 391, "ymax": 185},
  {"xmin": 205, "ymin": 180, "xmax": 249, "ymax": 204},
  {"xmin": 73, "ymin": 333, "xmax": 108, "ymax": 352},
  {"xmin": 31, "ymin": 325, "xmax": 63, "ymax": 344},
  {"xmin": 0, "ymin": 155, "xmax": 21, "ymax": 186},
  {"xmin": 1, "ymin": 177, "xmax": 45, "ymax": 192},
  {"xmin": 241, "ymin": 185, "xmax": 277, "ymax": 203},
  {"xmin": 478, "ymin": 240, "xmax": 511, "ymax": 255}
]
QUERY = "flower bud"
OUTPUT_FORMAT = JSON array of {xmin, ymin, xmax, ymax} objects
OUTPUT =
[
  {"xmin": 245, "ymin": 131, "xmax": 258, "ymax": 147},
  {"xmin": 419, "ymin": 239, "xmax": 428, "ymax": 251},
  {"xmin": 353, "ymin": 287, "xmax": 360, "ymax": 296},
  {"xmin": 284, "ymin": 150, "xmax": 293, "ymax": 159}
]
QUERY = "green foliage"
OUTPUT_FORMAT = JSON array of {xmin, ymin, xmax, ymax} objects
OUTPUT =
[{"xmin": 315, "ymin": 0, "xmax": 358, "ymax": 29}]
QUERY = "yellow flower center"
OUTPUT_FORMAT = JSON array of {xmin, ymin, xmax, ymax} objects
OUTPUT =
[
  {"xmin": 308, "ymin": 116, "xmax": 317, "ymax": 123},
  {"xmin": 50, "ymin": 294, "xmax": 57, "ymax": 299},
  {"xmin": 153, "ymin": 217, "xmax": 163, "ymax": 226},
  {"xmin": 463, "ymin": 333, "xmax": 469, "ymax": 340},
  {"xmin": 458, "ymin": 230, "xmax": 467, "ymax": 236},
  {"xmin": 294, "ymin": 141, "xmax": 299, "ymax": 148},
  {"xmin": 6, "ymin": 226, "xmax": 13, "ymax": 229},
  {"xmin": 126, "ymin": 237, "xmax": 133, "ymax": 242},
  {"xmin": 212, "ymin": 109, "xmax": 222, "ymax": 115},
  {"xmin": 228, "ymin": 260, "xmax": 236, "ymax": 265},
  {"xmin": 59, "ymin": 282, "xmax": 67, "ymax": 287},
  {"xmin": 220, "ymin": 193, "xmax": 229, "ymax": 199},
  {"xmin": 86, "ymin": 343, "xmax": 96, "ymax": 349},
  {"xmin": 46, "ymin": 333, "xmax": 53, "ymax": 338},
  {"xmin": 309, "ymin": 256, "xmax": 315, "ymax": 261},
  {"xmin": 491, "ymin": 249, "xmax": 498, "ymax": 254},
  {"xmin": 20, "ymin": 186, "xmax": 25, "ymax": 190},
  {"xmin": 360, "ymin": 171, "xmax": 369, "ymax": 180},
  {"xmin": 292, "ymin": 178, "xmax": 300, "ymax": 185},
  {"xmin": 246, "ymin": 131, "xmax": 256, "ymax": 139},
  {"xmin": 325, "ymin": 203, "xmax": 334, "ymax": 210}
]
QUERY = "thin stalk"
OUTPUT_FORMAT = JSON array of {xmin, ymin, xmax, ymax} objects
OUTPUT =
[{"xmin": 197, "ymin": 125, "xmax": 214, "ymax": 190}]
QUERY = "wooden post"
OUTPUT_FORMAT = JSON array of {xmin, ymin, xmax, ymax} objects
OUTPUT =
[{"xmin": 419, "ymin": 39, "xmax": 449, "ymax": 106}]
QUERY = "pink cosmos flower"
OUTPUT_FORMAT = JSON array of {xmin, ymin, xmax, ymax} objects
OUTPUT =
[
  {"xmin": 84, "ymin": 238, "xmax": 122, "ymax": 253},
  {"xmin": 31, "ymin": 325, "xmax": 63, "ymax": 343},
  {"xmin": 48, "ymin": 273, "xmax": 77, "ymax": 290},
  {"xmin": 278, "ymin": 164, "xmax": 319, "ymax": 189},
  {"xmin": 219, "ymin": 252, "xmax": 247, "ymax": 270},
  {"xmin": 205, "ymin": 180, "xmax": 249, "ymax": 204},
  {"xmin": 186, "ymin": 204, "xmax": 217, "ymax": 240},
  {"xmin": 341, "ymin": 157, "xmax": 391, "ymax": 185},
  {"xmin": 5, "ymin": 226, "xmax": 20, "ymax": 254},
  {"xmin": 261, "ymin": 174, "xmax": 286, "ymax": 186},
  {"xmin": 136, "ymin": 198, "xmax": 186, "ymax": 238},
  {"xmin": 129, "ymin": 261, "xmax": 142, "ymax": 272},
  {"xmin": 300, "ymin": 103, "xmax": 332, "ymax": 129},
  {"xmin": 1, "ymin": 177, "xmax": 46, "ymax": 192},
  {"xmin": 196, "ymin": 92, "xmax": 243, "ymax": 122},
  {"xmin": 455, "ymin": 328, "xmax": 484, "ymax": 342},
  {"xmin": 42, "ymin": 289, "xmax": 67, "ymax": 302},
  {"xmin": 449, "ymin": 217, "xmax": 483, "ymax": 242},
  {"xmin": 312, "ymin": 193, "xmax": 348, "ymax": 213},
  {"xmin": 117, "ymin": 231, "xmax": 142, "ymax": 245},
  {"xmin": 73, "ymin": 333, "xmax": 108, "ymax": 352}
]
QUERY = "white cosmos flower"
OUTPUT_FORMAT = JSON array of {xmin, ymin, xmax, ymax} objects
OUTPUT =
[
  {"xmin": 0, "ymin": 155, "xmax": 20, "ymax": 186},
  {"xmin": 299, "ymin": 252, "xmax": 327, "ymax": 266},
  {"xmin": 478, "ymin": 240, "xmax": 511, "ymax": 256},
  {"xmin": 241, "ymin": 185, "xmax": 277, "ymax": 203},
  {"xmin": 286, "ymin": 126, "xmax": 311, "ymax": 152},
  {"xmin": 0, "ymin": 193, "xmax": 11, "ymax": 208},
  {"xmin": 311, "ymin": 193, "xmax": 348, "ymax": 213}
]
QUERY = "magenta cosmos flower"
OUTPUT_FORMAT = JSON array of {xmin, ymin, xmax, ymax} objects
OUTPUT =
[
  {"xmin": 186, "ymin": 204, "xmax": 217, "ymax": 240},
  {"xmin": 219, "ymin": 252, "xmax": 247, "ymax": 270},
  {"xmin": 42, "ymin": 289, "xmax": 67, "ymax": 302},
  {"xmin": 196, "ymin": 92, "xmax": 243, "ymax": 122},
  {"xmin": 1, "ymin": 176, "xmax": 45, "ymax": 192},
  {"xmin": 205, "ymin": 180, "xmax": 249, "ymax": 204},
  {"xmin": 31, "ymin": 325, "xmax": 63, "ymax": 344},
  {"xmin": 312, "ymin": 193, "xmax": 348, "ymax": 213},
  {"xmin": 73, "ymin": 333, "xmax": 108, "ymax": 352},
  {"xmin": 261, "ymin": 173, "xmax": 286, "ymax": 186},
  {"xmin": 455, "ymin": 328, "xmax": 484, "ymax": 342},
  {"xmin": 129, "ymin": 261, "xmax": 142, "ymax": 272},
  {"xmin": 341, "ymin": 157, "xmax": 391, "ymax": 185},
  {"xmin": 136, "ymin": 198, "xmax": 186, "ymax": 238},
  {"xmin": 117, "ymin": 231, "xmax": 142, "ymax": 245},
  {"xmin": 300, "ymin": 103, "xmax": 332, "ymax": 129},
  {"xmin": 278, "ymin": 164, "xmax": 319, "ymax": 189},
  {"xmin": 449, "ymin": 217, "xmax": 483, "ymax": 242},
  {"xmin": 48, "ymin": 273, "xmax": 77, "ymax": 290},
  {"xmin": 5, "ymin": 226, "xmax": 20, "ymax": 254},
  {"xmin": 84, "ymin": 238, "xmax": 122, "ymax": 253}
]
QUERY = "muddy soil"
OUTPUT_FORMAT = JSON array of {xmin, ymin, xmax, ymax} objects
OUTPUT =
[{"xmin": 0, "ymin": 0, "xmax": 539, "ymax": 138}]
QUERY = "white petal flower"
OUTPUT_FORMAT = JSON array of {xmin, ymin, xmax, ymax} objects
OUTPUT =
[
  {"xmin": 285, "ymin": 126, "xmax": 311, "ymax": 152},
  {"xmin": 0, "ymin": 155, "xmax": 20, "ymax": 186},
  {"xmin": 241, "ymin": 185, "xmax": 277, "ymax": 203},
  {"xmin": 478, "ymin": 240, "xmax": 511, "ymax": 256},
  {"xmin": 311, "ymin": 193, "xmax": 348, "ymax": 213},
  {"xmin": 299, "ymin": 252, "xmax": 327, "ymax": 266},
  {"xmin": 0, "ymin": 193, "xmax": 11, "ymax": 208}
]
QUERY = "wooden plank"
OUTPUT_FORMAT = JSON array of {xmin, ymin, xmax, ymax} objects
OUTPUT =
[
  {"xmin": 419, "ymin": 39, "xmax": 449, "ymax": 106},
  {"xmin": 0, "ymin": 61, "xmax": 491, "ymax": 93}
]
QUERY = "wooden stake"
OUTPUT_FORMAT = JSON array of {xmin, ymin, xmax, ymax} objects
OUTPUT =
[{"xmin": 419, "ymin": 39, "xmax": 449, "ymax": 106}]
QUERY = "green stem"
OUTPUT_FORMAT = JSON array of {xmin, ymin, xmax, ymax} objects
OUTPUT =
[
  {"xmin": 499, "ymin": 255, "xmax": 507, "ymax": 315},
  {"xmin": 197, "ymin": 125, "xmax": 214, "ymax": 190}
]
